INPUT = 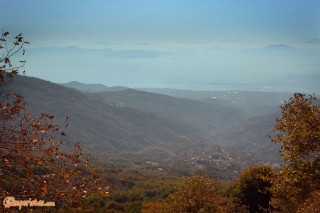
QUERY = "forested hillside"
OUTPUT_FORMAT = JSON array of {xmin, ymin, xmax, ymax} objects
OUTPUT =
[{"xmin": 9, "ymin": 75, "xmax": 284, "ymax": 159}]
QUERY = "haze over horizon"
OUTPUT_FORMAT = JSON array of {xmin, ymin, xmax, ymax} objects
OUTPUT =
[{"xmin": 1, "ymin": 0, "xmax": 319, "ymax": 92}]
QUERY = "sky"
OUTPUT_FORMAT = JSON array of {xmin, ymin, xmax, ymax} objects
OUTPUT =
[{"xmin": 1, "ymin": 0, "xmax": 320, "ymax": 92}]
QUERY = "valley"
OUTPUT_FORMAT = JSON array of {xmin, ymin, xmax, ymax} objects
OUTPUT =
[
  {"xmin": 5, "ymin": 75, "xmax": 315, "ymax": 212},
  {"xmin": 9, "ymin": 75, "xmax": 287, "ymax": 177}
]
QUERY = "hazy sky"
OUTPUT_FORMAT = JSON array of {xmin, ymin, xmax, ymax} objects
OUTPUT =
[{"xmin": 1, "ymin": 0, "xmax": 319, "ymax": 92}]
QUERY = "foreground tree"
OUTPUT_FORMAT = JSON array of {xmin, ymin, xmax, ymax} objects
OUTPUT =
[
  {"xmin": 142, "ymin": 175, "xmax": 245, "ymax": 213},
  {"xmin": 231, "ymin": 165, "xmax": 273, "ymax": 213},
  {"xmin": 270, "ymin": 93, "xmax": 320, "ymax": 212},
  {"xmin": 0, "ymin": 31, "xmax": 108, "ymax": 211}
]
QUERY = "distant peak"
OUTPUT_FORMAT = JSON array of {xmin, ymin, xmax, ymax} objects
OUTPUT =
[
  {"xmin": 68, "ymin": 81, "xmax": 81, "ymax": 83},
  {"xmin": 262, "ymin": 44, "xmax": 299, "ymax": 52},
  {"xmin": 61, "ymin": 81, "xmax": 131, "ymax": 93},
  {"xmin": 63, "ymin": 81, "xmax": 104, "ymax": 86}
]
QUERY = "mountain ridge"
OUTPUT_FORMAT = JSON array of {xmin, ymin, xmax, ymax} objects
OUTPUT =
[
  {"xmin": 8, "ymin": 75, "xmax": 283, "ymax": 160},
  {"xmin": 8, "ymin": 75, "xmax": 215, "ymax": 153},
  {"xmin": 61, "ymin": 81, "xmax": 128, "ymax": 93}
]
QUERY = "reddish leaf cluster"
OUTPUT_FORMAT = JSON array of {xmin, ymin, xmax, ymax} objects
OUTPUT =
[{"xmin": 0, "ymin": 31, "xmax": 109, "ymax": 211}]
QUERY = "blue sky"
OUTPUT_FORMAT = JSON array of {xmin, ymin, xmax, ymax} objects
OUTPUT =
[{"xmin": 1, "ymin": 0, "xmax": 319, "ymax": 92}]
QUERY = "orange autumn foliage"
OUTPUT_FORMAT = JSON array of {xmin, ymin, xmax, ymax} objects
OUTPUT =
[{"xmin": 0, "ymin": 31, "xmax": 108, "ymax": 211}]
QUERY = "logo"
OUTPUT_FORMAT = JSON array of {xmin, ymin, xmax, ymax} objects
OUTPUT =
[{"xmin": 3, "ymin": 197, "xmax": 55, "ymax": 210}]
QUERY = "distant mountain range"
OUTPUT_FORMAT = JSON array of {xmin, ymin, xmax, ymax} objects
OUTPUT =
[
  {"xmin": 62, "ymin": 81, "xmax": 128, "ymax": 93},
  {"xmin": 7, "ymin": 76, "xmax": 290, "ymax": 171},
  {"xmin": 10, "ymin": 76, "xmax": 215, "ymax": 153}
]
